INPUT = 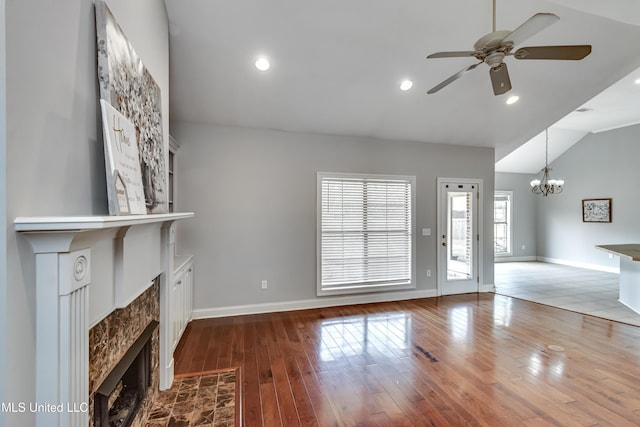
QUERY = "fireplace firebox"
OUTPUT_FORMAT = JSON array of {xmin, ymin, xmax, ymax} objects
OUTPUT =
[{"xmin": 94, "ymin": 321, "xmax": 158, "ymax": 427}]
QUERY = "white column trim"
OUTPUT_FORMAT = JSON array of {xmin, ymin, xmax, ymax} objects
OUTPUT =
[
  {"xmin": 159, "ymin": 220, "xmax": 176, "ymax": 390},
  {"xmin": 31, "ymin": 248, "xmax": 91, "ymax": 427}
]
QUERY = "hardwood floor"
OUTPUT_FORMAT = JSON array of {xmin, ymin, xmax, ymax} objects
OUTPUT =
[{"xmin": 174, "ymin": 294, "xmax": 640, "ymax": 426}]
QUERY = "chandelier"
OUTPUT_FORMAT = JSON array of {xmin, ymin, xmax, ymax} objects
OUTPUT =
[{"xmin": 530, "ymin": 128, "xmax": 564, "ymax": 196}]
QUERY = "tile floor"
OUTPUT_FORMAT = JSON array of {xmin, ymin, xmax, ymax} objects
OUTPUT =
[
  {"xmin": 495, "ymin": 261, "xmax": 640, "ymax": 326},
  {"xmin": 146, "ymin": 368, "xmax": 238, "ymax": 427}
]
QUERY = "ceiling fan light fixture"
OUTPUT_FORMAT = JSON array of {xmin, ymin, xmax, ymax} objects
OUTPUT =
[
  {"xmin": 506, "ymin": 95, "xmax": 519, "ymax": 105},
  {"xmin": 400, "ymin": 80, "xmax": 413, "ymax": 91},
  {"xmin": 425, "ymin": 6, "xmax": 591, "ymax": 96}
]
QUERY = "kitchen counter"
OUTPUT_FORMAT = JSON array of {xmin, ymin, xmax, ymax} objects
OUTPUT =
[{"xmin": 596, "ymin": 244, "xmax": 640, "ymax": 314}]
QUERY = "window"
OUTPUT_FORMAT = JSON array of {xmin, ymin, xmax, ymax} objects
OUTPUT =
[
  {"xmin": 317, "ymin": 173, "xmax": 416, "ymax": 296},
  {"xmin": 494, "ymin": 191, "xmax": 513, "ymax": 256}
]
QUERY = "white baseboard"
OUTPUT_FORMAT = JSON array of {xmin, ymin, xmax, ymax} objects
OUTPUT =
[
  {"xmin": 537, "ymin": 256, "xmax": 619, "ymax": 274},
  {"xmin": 192, "ymin": 288, "xmax": 438, "ymax": 319},
  {"xmin": 192, "ymin": 284, "xmax": 499, "ymax": 319},
  {"xmin": 481, "ymin": 284, "xmax": 495, "ymax": 292},
  {"xmin": 495, "ymin": 256, "xmax": 537, "ymax": 263}
]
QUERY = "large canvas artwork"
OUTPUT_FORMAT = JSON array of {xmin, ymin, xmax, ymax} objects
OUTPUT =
[{"xmin": 95, "ymin": 1, "xmax": 167, "ymax": 213}]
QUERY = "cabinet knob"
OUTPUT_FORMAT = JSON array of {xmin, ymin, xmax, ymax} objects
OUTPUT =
[
  {"xmin": 188, "ymin": 269, "xmax": 192, "ymax": 273},
  {"xmin": 177, "ymin": 280, "xmax": 182, "ymax": 285}
]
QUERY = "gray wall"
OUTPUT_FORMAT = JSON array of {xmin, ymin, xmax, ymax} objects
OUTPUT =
[
  {"xmin": 172, "ymin": 122, "xmax": 496, "ymax": 312},
  {"xmin": 3, "ymin": 0, "xmax": 168, "ymax": 423},
  {"xmin": 0, "ymin": 0, "xmax": 6, "ymax": 418},
  {"xmin": 535, "ymin": 124, "xmax": 640, "ymax": 270},
  {"xmin": 495, "ymin": 172, "xmax": 538, "ymax": 260}
]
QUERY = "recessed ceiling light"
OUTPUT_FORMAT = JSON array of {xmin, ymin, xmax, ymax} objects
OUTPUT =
[
  {"xmin": 400, "ymin": 80, "xmax": 413, "ymax": 91},
  {"xmin": 635, "ymin": 77, "xmax": 640, "ymax": 85},
  {"xmin": 255, "ymin": 57, "xmax": 270, "ymax": 71},
  {"xmin": 506, "ymin": 95, "xmax": 519, "ymax": 105}
]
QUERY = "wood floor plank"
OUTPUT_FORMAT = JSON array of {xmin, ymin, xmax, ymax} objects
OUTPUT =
[
  {"xmin": 211, "ymin": 320, "xmax": 233, "ymax": 370},
  {"xmin": 184, "ymin": 319, "xmax": 214, "ymax": 374},
  {"xmin": 255, "ymin": 320, "xmax": 275, "ymax": 385},
  {"xmin": 284, "ymin": 354, "xmax": 318, "ymax": 427},
  {"xmin": 230, "ymin": 317, "xmax": 245, "ymax": 367},
  {"xmin": 260, "ymin": 382, "xmax": 283, "ymax": 427},
  {"xmin": 293, "ymin": 340, "xmax": 341, "ymax": 426},
  {"xmin": 241, "ymin": 319, "xmax": 263, "ymax": 427},
  {"xmin": 268, "ymin": 316, "xmax": 304, "ymax": 425},
  {"xmin": 174, "ymin": 294, "xmax": 640, "ymax": 426}
]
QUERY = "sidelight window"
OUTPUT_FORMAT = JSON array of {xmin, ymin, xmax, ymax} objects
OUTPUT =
[{"xmin": 494, "ymin": 191, "xmax": 513, "ymax": 256}]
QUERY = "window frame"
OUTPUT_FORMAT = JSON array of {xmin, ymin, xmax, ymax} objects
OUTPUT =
[
  {"xmin": 494, "ymin": 190, "xmax": 513, "ymax": 257},
  {"xmin": 316, "ymin": 172, "xmax": 417, "ymax": 296}
]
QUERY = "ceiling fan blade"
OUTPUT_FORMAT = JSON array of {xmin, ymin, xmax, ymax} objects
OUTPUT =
[
  {"xmin": 427, "ymin": 51, "xmax": 483, "ymax": 59},
  {"xmin": 490, "ymin": 63, "xmax": 512, "ymax": 95},
  {"xmin": 502, "ymin": 13, "xmax": 559, "ymax": 48},
  {"xmin": 514, "ymin": 45, "xmax": 592, "ymax": 60},
  {"xmin": 427, "ymin": 62, "xmax": 483, "ymax": 94}
]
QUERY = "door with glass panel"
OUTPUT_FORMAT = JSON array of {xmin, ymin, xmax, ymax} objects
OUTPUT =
[{"xmin": 437, "ymin": 179, "xmax": 479, "ymax": 295}]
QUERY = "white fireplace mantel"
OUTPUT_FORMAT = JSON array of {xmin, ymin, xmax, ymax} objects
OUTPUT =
[
  {"xmin": 15, "ymin": 212, "xmax": 194, "ymax": 427},
  {"xmin": 15, "ymin": 212, "xmax": 194, "ymax": 233}
]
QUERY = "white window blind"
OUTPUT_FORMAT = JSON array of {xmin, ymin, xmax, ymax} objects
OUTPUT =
[{"xmin": 318, "ymin": 173, "xmax": 415, "ymax": 295}]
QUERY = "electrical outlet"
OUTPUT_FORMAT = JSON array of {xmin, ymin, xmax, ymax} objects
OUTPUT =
[
  {"xmin": 261, "ymin": 280, "xmax": 268, "ymax": 289},
  {"xmin": 426, "ymin": 269, "xmax": 431, "ymax": 278}
]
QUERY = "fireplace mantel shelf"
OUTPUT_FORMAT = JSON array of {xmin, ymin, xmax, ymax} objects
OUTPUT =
[{"xmin": 15, "ymin": 212, "xmax": 194, "ymax": 232}]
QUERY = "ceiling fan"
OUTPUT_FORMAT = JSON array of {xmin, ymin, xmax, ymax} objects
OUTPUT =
[{"xmin": 426, "ymin": 0, "xmax": 592, "ymax": 96}]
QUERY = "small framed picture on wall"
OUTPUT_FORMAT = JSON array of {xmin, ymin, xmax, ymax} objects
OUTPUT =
[{"xmin": 582, "ymin": 198, "xmax": 612, "ymax": 223}]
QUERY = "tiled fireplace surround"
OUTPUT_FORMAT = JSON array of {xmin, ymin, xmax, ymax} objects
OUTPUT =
[
  {"xmin": 15, "ymin": 213, "xmax": 193, "ymax": 427},
  {"xmin": 88, "ymin": 280, "xmax": 160, "ymax": 426}
]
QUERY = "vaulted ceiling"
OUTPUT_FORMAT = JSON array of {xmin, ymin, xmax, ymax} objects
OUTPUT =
[{"xmin": 164, "ymin": 0, "xmax": 640, "ymax": 172}]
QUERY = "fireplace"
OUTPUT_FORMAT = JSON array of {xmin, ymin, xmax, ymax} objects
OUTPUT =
[
  {"xmin": 94, "ymin": 320, "xmax": 158, "ymax": 427},
  {"xmin": 89, "ymin": 279, "xmax": 161, "ymax": 427},
  {"xmin": 15, "ymin": 212, "xmax": 194, "ymax": 426}
]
